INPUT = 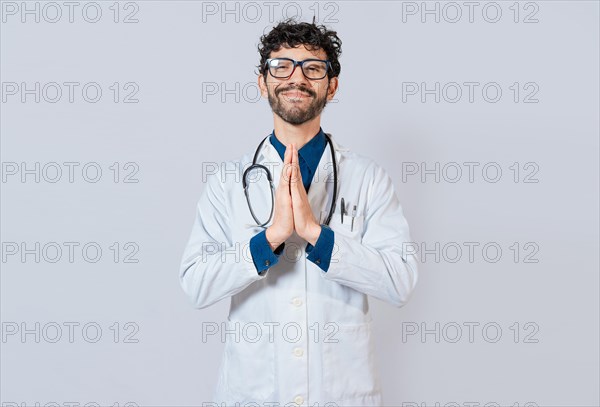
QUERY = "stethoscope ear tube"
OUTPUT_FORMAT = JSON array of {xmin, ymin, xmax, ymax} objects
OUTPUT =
[
  {"xmin": 244, "ymin": 135, "xmax": 276, "ymax": 228},
  {"xmin": 322, "ymin": 133, "xmax": 338, "ymax": 226},
  {"xmin": 243, "ymin": 175, "xmax": 274, "ymax": 228},
  {"xmin": 243, "ymin": 163, "xmax": 273, "ymax": 189}
]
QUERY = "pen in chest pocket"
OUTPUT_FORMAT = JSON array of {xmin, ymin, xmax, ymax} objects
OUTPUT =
[{"xmin": 339, "ymin": 197, "xmax": 358, "ymax": 232}]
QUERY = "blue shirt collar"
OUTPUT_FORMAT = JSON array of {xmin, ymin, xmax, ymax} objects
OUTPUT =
[{"xmin": 269, "ymin": 127, "xmax": 327, "ymax": 173}]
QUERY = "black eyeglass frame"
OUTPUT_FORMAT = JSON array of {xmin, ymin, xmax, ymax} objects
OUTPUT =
[{"xmin": 264, "ymin": 57, "xmax": 332, "ymax": 80}]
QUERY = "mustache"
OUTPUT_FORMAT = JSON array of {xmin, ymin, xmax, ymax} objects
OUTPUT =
[{"xmin": 276, "ymin": 86, "xmax": 315, "ymax": 98}]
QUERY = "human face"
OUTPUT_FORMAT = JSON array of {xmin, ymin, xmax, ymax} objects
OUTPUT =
[{"xmin": 259, "ymin": 44, "xmax": 338, "ymax": 126}]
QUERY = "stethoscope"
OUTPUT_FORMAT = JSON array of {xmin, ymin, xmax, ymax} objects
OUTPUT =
[{"xmin": 242, "ymin": 133, "xmax": 338, "ymax": 228}]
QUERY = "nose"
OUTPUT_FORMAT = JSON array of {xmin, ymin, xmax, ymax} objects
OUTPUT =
[{"xmin": 286, "ymin": 62, "xmax": 311, "ymax": 85}]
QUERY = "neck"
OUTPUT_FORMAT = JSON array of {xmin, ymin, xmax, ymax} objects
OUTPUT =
[{"xmin": 272, "ymin": 115, "xmax": 322, "ymax": 149}]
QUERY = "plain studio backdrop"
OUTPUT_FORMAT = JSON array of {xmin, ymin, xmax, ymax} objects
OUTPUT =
[{"xmin": 1, "ymin": 1, "xmax": 598, "ymax": 406}]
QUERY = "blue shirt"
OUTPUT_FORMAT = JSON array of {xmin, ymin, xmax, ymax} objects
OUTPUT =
[{"xmin": 249, "ymin": 127, "xmax": 335, "ymax": 274}]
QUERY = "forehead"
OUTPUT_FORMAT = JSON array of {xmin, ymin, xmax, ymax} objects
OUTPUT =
[{"xmin": 269, "ymin": 44, "xmax": 327, "ymax": 60}]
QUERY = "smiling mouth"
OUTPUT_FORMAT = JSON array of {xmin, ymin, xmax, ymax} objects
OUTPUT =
[{"xmin": 281, "ymin": 90, "xmax": 312, "ymax": 100}]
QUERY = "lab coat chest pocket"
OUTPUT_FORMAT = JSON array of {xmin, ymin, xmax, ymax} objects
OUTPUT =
[
  {"xmin": 322, "ymin": 322, "xmax": 380, "ymax": 400},
  {"xmin": 322, "ymin": 209, "xmax": 365, "ymax": 241},
  {"xmin": 223, "ymin": 318, "xmax": 275, "ymax": 400}
]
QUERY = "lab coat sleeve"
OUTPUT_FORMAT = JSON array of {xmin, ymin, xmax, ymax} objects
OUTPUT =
[
  {"xmin": 322, "ymin": 164, "xmax": 419, "ymax": 308},
  {"xmin": 179, "ymin": 172, "xmax": 268, "ymax": 309}
]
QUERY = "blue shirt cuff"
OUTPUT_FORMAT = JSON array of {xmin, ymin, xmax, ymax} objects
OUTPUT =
[
  {"xmin": 306, "ymin": 225, "xmax": 335, "ymax": 272},
  {"xmin": 250, "ymin": 230, "xmax": 285, "ymax": 275}
]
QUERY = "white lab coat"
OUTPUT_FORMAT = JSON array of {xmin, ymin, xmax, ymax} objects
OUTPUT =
[{"xmin": 179, "ymin": 133, "xmax": 418, "ymax": 406}]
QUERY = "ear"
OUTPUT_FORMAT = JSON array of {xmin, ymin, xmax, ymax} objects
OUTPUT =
[
  {"xmin": 326, "ymin": 76, "xmax": 339, "ymax": 101},
  {"xmin": 258, "ymin": 73, "xmax": 269, "ymax": 98}
]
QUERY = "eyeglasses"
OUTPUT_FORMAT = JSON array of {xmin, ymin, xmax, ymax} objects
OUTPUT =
[{"xmin": 265, "ymin": 58, "xmax": 331, "ymax": 80}]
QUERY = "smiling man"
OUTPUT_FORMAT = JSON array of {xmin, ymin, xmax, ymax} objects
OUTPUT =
[
  {"xmin": 254, "ymin": 19, "xmax": 340, "ymax": 260},
  {"xmin": 179, "ymin": 18, "xmax": 419, "ymax": 406}
]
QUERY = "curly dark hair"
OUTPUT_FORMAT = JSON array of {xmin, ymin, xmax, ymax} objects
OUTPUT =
[{"xmin": 256, "ymin": 18, "xmax": 342, "ymax": 80}]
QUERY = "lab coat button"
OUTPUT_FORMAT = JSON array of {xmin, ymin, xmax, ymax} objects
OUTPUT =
[
  {"xmin": 293, "ymin": 347, "xmax": 303, "ymax": 357},
  {"xmin": 291, "ymin": 297, "xmax": 302, "ymax": 307},
  {"xmin": 294, "ymin": 395, "xmax": 304, "ymax": 405}
]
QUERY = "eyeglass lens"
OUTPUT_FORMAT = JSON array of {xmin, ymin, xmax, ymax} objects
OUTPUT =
[{"xmin": 268, "ymin": 59, "xmax": 328, "ymax": 79}]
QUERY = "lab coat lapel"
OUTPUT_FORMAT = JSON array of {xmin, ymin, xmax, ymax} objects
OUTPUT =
[{"xmin": 307, "ymin": 134, "xmax": 345, "ymax": 224}]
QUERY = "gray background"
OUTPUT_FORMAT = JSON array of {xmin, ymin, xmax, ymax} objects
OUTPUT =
[{"xmin": 1, "ymin": 1, "xmax": 599, "ymax": 406}]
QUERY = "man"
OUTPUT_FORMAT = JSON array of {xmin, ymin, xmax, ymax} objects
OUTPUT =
[{"xmin": 179, "ymin": 18, "xmax": 419, "ymax": 406}]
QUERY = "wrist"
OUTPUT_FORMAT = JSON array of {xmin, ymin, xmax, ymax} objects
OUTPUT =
[
  {"xmin": 265, "ymin": 227, "xmax": 286, "ymax": 251},
  {"xmin": 305, "ymin": 223, "xmax": 322, "ymax": 246}
]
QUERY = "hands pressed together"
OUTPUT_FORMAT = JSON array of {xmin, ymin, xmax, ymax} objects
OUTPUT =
[{"xmin": 265, "ymin": 143, "xmax": 322, "ymax": 251}]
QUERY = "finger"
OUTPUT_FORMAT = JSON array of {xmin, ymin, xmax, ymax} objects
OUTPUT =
[
  {"xmin": 291, "ymin": 143, "xmax": 299, "ymax": 172},
  {"xmin": 282, "ymin": 150, "xmax": 293, "ymax": 205},
  {"xmin": 291, "ymin": 144, "xmax": 301, "ymax": 186},
  {"xmin": 285, "ymin": 164, "xmax": 293, "ymax": 195},
  {"xmin": 288, "ymin": 145, "xmax": 295, "ymax": 185},
  {"xmin": 280, "ymin": 147, "xmax": 291, "ymax": 186},
  {"xmin": 290, "ymin": 159, "xmax": 302, "ymax": 202},
  {"xmin": 287, "ymin": 145, "xmax": 293, "ymax": 166}
]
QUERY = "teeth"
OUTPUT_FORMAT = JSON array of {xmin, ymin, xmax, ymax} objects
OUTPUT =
[{"xmin": 285, "ymin": 91, "xmax": 307, "ymax": 100}]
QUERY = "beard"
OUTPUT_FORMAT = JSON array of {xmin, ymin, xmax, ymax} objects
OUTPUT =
[{"xmin": 267, "ymin": 83, "xmax": 329, "ymax": 125}]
